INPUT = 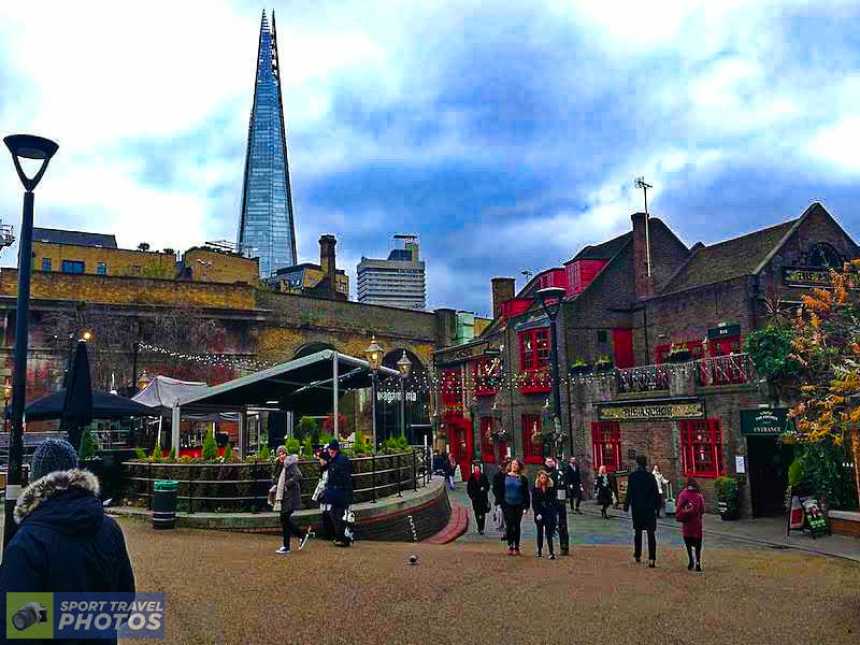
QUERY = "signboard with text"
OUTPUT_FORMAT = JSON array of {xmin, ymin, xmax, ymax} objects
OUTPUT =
[
  {"xmin": 740, "ymin": 408, "xmax": 791, "ymax": 436},
  {"xmin": 597, "ymin": 398, "xmax": 704, "ymax": 422},
  {"xmin": 783, "ymin": 267, "xmax": 858, "ymax": 289}
]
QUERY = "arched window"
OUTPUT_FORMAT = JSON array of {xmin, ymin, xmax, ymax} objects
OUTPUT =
[{"xmin": 806, "ymin": 243, "xmax": 842, "ymax": 269}]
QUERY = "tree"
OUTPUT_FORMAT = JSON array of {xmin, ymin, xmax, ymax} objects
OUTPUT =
[{"xmin": 789, "ymin": 260, "xmax": 860, "ymax": 508}]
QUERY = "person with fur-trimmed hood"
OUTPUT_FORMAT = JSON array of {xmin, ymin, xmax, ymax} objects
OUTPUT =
[{"xmin": 0, "ymin": 439, "xmax": 135, "ymax": 641}]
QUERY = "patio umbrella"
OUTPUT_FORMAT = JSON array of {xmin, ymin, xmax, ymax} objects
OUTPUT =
[
  {"xmin": 26, "ymin": 390, "xmax": 156, "ymax": 421},
  {"xmin": 62, "ymin": 340, "xmax": 93, "ymax": 448}
]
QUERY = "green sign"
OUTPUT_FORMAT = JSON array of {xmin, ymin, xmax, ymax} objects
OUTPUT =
[
  {"xmin": 740, "ymin": 408, "xmax": 790, "ymax": 436},
  {"xmin": 707, "ymin": 323, "xmax": 741, "ymax": 340}
]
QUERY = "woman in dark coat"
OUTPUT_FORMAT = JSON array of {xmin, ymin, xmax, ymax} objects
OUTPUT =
[
  {"xmin": 532, "ymin": 470, "xmax": 557, "ymax": 559},
  {"xmin": 502, "ymin": 458, "xmax": 530, "ymax": 555},
  {"xmin": 466, "ymin": 464, "xmax": 491, "ymax": 534},
  {"xmin": 594, "ymin": 465, "xmax": 613, "ymax": 519}
]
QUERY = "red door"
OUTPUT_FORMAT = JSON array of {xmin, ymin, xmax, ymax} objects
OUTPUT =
[{"xmin": 446, "ymin": 417, "xmax": 473, "ymax": 479}]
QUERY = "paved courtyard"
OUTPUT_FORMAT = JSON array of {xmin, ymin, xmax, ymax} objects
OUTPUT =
[{"xmin": 119, "ymin": 507, "xmax": 860, "ymax": 645}]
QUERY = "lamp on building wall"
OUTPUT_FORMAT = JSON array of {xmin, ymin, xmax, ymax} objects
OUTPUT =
[
  {"xmin": 3, "ymin": 133, "xmax": 59, "ymax": 549},
  {"xmin": 364, "ymin": 336, "xmax": 384, "ymax": 449},
  {"xmin": 397, "ymin": 350, "xmax": 412, "ymax": 441},
  {"xmin": 536, "ymin": 286, "xmax": 566, "ymax": 459},
  {"xmin": 137, "ymin": 370, "xmax": 152, "ymax": 393}
]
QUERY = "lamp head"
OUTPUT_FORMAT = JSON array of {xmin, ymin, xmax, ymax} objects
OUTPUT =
[
  {"xmin": 364, "ymin": 335, "xmax": 384, "ymax": 371},
  {"xmin": 536, "ymin": 286, "xmax": 565, "ymax": 320},
  {"xmin": 396, "ymin": 350, "xmax": 412, "ymax": 377},
  {"xmin": 4, "ymin": 134, "xmax": 58, "ymax": 191}
]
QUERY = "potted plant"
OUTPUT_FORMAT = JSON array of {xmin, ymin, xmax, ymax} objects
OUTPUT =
[
  {"xmin": 569, "ymin": 358, "xmax": 591, "ymax": 376},
  {"xmin": 714, "ymin": 476, "xmax": 741, "ymax": 520},
  {"xmin": 594, "ymin": 355, "xmax": 613, "ymax": 371},
  {"xmin": 667, "ymin": 342, "xmax": 692, "ymax": 363}
]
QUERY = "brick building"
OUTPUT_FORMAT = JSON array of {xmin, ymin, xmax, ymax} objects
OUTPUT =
[{"xmin": 434, "ymin": 202, "xmax": 858, "ymax": 518}]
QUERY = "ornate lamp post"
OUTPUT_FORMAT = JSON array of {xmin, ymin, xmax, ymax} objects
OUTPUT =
[
  {"xmin": 3, "ymin": 133, "xmax": 58, "ymax": 549},
  {"xmin": 396, "ymin": 350, "xmax": 412, "ymax": 441},
  {"xmin": 364, "ymin": 335, "xmax": 383, "ymax": 450},
  {"xmin": 536, "ymin": 286, "xmax": 566, "ymax": 459}
]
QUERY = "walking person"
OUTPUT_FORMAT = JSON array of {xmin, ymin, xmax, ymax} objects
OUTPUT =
[
  {"xmin": 652, "ymin": 463, "xmax": 669, "ymax": 518},
  {"xmin": 502, "ymin": 458, "xmax": 530, "ymax": 555},
  {"xmin": 272, "ymin": 448, "xmax": 311, "ymax": 554},
  {"xmin": 313, "ymin": 448, "xmax": 335, "ymax": 540},
  {"xmin": 544, "ymin": 457, "xmax": 569, "ymax": 555},
  {"xmin": 0, "ymin": 439, "xmax": 135, "ymax": 642},
  {"xmin": 624, "ymin": 455, "xmax": 661, "ymax": 567},
  {"xmin": 594, "ymin": 465, "xmax": 613, "ymax": 519},
  {"xmin": 675, "ymin": 478, "xmax": 705, "ymax": 572},
  {"xmin": 565, "ymin": 456, "xmax": 583, "ymax": 513},
  {"xmin": 532, "ymin": 470, "xmax": 557, "ymax": 559},
  {"xmin": 323, "ymin": 440, "xmax": 353, "ymax": 547},
  {"xmin": 492, "ymin": 457, "xmax": 511, "ymax": 540},
  {"xmin": 466, "ymin": 464, "xmax": 491, "ymax": 535},
  {"xmin": 445, "ymin": 452, "xmax": 458, "ymax": 490}
]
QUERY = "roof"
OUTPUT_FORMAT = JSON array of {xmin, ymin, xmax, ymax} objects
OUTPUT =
[
  {"xmin": 566, "ymin": 232, "xmax": 632, "ymax": 263},
  {"xmin": 659, "ymin": 219, "xmax": 798, "ymax": 294},
  {"xmin": 32, "ymin": 227, "xmax": 118, "ymax": 249}
]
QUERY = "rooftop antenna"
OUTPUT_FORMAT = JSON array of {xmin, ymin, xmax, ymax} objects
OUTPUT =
[
  {"xmin": 521, "ymin": 270, "xmax": 533, "ymax": 281},
  {"xmin": 634, "ymin": 177, "xmax": 652, "ymax": 278}
]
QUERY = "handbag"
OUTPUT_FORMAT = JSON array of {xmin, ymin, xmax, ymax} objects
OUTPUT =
[
  {"xmin": 267, "ymin": 484, "xmax": 277, "ymax": 507},
  {"xmin": 493, "ymin": 506, "xmax": 505, "ymax": 532}
]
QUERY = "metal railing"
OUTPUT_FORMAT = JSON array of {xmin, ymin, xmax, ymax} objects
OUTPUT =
[
  {"xmin": 615, "ymin": 353, "xmax": 755, "ymax": 393},
  {"xmin": 615, "ymin": 364, "xmax": 670, "ymax": 393},
  {"xmin": 694, "ymin": 353, "xmax": 754, "ymax": 386}
]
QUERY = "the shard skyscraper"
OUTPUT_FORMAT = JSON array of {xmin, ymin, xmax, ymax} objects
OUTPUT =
[{"xmin": 238, "ymin": 10, "xmax": 297, "ymax": 277}]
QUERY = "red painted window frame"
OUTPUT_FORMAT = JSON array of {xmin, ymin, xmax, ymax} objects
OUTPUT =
[
  {"xmin": 518, "ymin": 327, "xmax": 551, "ymax": 394},
  {"xmin": 591, "ymin": 421, "xmax": 622, "ymax": 473},
  {"xmin": 472, "ymin": 357, "xmax": 498, "ymax": 397},
  {"xmin": 680, "ymin": 419, "xmax": 725, "ymax": 479},
  {"xmin": 521, "ymin": 414, "xmax": 544, "ymax": 464},
  {"xmin": 440, "ymin": 367, "xmax": 462, "ymax": 414}
]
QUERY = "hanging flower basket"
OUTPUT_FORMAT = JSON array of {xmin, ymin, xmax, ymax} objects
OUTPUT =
[{"xmin": 569, "ymin": 361, "xmax": 592, "ymax": 376}]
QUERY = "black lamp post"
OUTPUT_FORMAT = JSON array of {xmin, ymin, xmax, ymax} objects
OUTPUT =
[
  {"xmin": 364, "ymin": 335, "xmax": 383, "ymax": 450},
  {"xmin": 536, "ymin": 286, "xmax": 566, "ymax": 459},
  {"xmin": 396, "ymin": 350, "xmax": 412, "ymax": 441},
  {"xmin": 3, "ymin": 133, "xmax": 58, "ymax": 549}
]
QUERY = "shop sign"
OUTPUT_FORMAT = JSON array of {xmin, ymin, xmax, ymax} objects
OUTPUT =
[
  {"xmin": 783, "ymin": 267, "xmax": 858, "ymax": 289},
  {"xmin": 740, "ymin": 407, "xmax": 791, "ymax": 436},
  {"xmin": 597, "ymin": 398, "xmax": 704, "ymax": 421},
  {"xmin": 707, "ymin": 323, "xmax": 741, "ymax": 340}
]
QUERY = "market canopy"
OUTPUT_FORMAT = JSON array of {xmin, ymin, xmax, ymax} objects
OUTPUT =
[
  {"xmin": 26, "ymin": 390, "xmax": 156, "ymax": 422},
  {"xmin": 131, "ymin": 375, "xmax": 238, "ymax": 421}
]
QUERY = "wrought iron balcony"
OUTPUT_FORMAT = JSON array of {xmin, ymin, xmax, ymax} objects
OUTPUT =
[
  {"xmin": 694, "ymin": 353, "xmax": 754, "ymax": 386},
  {"xmin": 615, "ymin": 364, "xmax": 671, "ymax": 393}
]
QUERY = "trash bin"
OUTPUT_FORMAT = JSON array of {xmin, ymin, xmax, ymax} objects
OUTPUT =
[{"xmin": 152, "ymin": 480, "xmax": 178, "ymax": 530}]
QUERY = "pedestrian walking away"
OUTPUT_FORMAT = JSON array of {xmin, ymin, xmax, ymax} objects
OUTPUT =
[
  {"xmin": 271, "ymin": 447, "xmax": 311, "ymax": 554},
  {"xmin": 466, "ymin": 464, "xmax": 491, "ymax": 534},
  {"xmin": 532, "ymin": 470, "xmax": 557, "ymax": 559},
  {"xmin": 652, "ymin": 463, "xmax": 669, "ymax": 518},
  {"xmin": 595, "ymin": 465, "xmax": 613, "ymax": 519},
  {"xmin": 502, "ymin": 458, "xmax": 530, "ymax": 555},
  {"xmin": 445, "ymin": 452, "xmax": 458, "ymax": 490},
  {"xmin": 565, "ymin": 456, "xmax": 583, "ymax": 513},
  {"xmin": 544, "ymin": 457, "xmax": 569, "ymax": 555},
  {"xmin": 313, "ymin": 448, "xmax": 336, "ymax": 540},
  {"xmin": 675, "ymin": 477, "xmax": 705, "ymax": 572},
  {"xmin": 624, "ymin": 455, "xmax": 661, "ymax": 567},
  {"xmin": 0, "ymin": 439, "xmax": 135, "ymax": 644},
  {"xmin": 323, "ymin": 439, "xmax": 354, "ymax": 547}
]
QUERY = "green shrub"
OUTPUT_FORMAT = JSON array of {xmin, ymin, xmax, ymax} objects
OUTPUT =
[
  {"xmin": 285, "ymin": 438, "xmax": 301, "ymax": 455},
  {"xmin": 302, "ymin": 436, "xmax": 314, "ymax": 458},
  {"xmin": 795, "ymin": 440, "xmax": 858, "ymax": 510},
  {"xmin": 202, "ymin": 426, "xmax": 218, "ymax": 461},
  {"xmin": 353, "ymin": 431, "xmax": 370, "ymax": 456},
  {"xmin": 78, "ymin": 429, "xmax": 97, "ymax": 460},
  {"xmin": 296, "ymin": 417, "xmax": 319, "ymax": 442},
  {"xmin": 167, "ymin": 447, "xmax": 176, "ymax": 463},
  {"xmin": 134, "ymin": 447, "xmax": 147, "ymax": 460},
  {"xmin": 222, "ymin": 443, "xmax": 233, "ymax": 462},
  {"xmin": 149, "ymin": 445, "xmax": 162, "ymax": 463},
  {"xmin": 257, "ymin": 444, "xmax": 270, "ymax": 461},
  {"xmin": 788, "ymin": 459, "xmax": 805, "ymax": 487},
  {"xmin": 714, "ymin": 476, "xmax": 740, "ymax": 514},
  {"xmin": 381, "ymin": 435, "xmax": 410, "ymax": 454},
  {"xmin": 744, "ymin": 326, "xmax": 798, "ymax": 382},
  {"xmin": 319, "ymin": 433, "xmax": 333, "ymax": 448}
]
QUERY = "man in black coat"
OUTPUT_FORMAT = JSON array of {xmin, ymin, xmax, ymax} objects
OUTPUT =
[
  {"xmin": 323, "ymin": 440, "xmax": 354, "ymax": 547},
  {"xmin": 564, "ymin": 457, "xmax": 583, "ymax": 513},
  {"xmin": 491, "ymin": 457, "xmax": 510, "ymax": 541},
  {"xmin": 0, "ymin": 439, "xmax": 135, "ymax": 643},
  {"xmin": 544, "ymin": 457, "xmax": 569, "ymax": 555},
  {"xmin": 623, "ymin": 454, "xmax": 661, "ymax": 567}
]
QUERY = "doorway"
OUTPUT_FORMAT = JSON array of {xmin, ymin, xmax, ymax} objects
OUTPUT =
[{"xmin": 747, "ymin": 436, "xmax": 793, "ymax": 517}]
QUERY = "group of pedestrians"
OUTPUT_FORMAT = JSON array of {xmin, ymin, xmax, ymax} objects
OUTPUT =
[
  {"xmin": 465, "ymin": 452, "xmax": 706, "ymax": 571},
  {"xmin": 270, "ymin": 439, "xmax": 354, "ymax": 554}
]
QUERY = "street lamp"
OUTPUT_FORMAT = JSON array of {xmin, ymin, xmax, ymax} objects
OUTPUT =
[
  {"xmin": 536, "ymin": 286, "xmax": 566, "ymax": 459},
  {"xmin": 397, "ymin": 350, "xmax": 412, "ymax": 441},
  {"xmin": 3, "ymin": 133, "xmax": 58, "ymax": 549},
  {"xmin": 364, "ymin": 335, "xmax": 383, "ymax": 450}
]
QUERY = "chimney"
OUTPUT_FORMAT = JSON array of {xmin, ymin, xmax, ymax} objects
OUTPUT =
[
  {"xmin": 631, "ymin": 212, "xmax": 654, "ymax": 299},
  {"xmin": 319, "ymin": 234, "xmax": 337, "ymax": 299},
  {"xmin": 491, "ymin": 277, "xmax": 516, "ymax": 319}
]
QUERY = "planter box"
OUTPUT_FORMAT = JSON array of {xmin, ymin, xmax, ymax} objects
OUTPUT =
[{"xmin": 828, "ymin": 510, "xmax": 860, "ymax": 538}]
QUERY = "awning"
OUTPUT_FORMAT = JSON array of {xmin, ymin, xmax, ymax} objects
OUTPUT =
[
  {"xmin": 26, "ymin": 390, "xmax": 156, "ymax": 422},
  {"xmin": 132, "ymin": 375, "xmax": 238, "ymax": 421}
]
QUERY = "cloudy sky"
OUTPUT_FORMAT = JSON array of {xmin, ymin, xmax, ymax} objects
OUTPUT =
[{"xmin": 1, "ymin": 1, "xmax": 859, "ymax": 315}]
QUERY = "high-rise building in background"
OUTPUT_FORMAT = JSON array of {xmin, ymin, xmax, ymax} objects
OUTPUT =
[
  {"xmin": 237, "ymin": 10, "xmax": 297, "ymax": 278},
  {"xmin": 357, "ymin": 235, "xmax": 426, "ymax": 310}
]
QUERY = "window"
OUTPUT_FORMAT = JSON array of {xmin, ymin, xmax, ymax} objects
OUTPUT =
[
  {"xmin": 680, "ymin": 419, "xmax": 724, "ymax": 478},
  {"xmin": 61, "ymin": 260, "xmax": 85, "ymax": 274},
  {"xmin": 521, "ymin": 415, "xmax": 544, "ymax": 464},
  {"xmin": 96, "ymin": 262, "xmax": 107, "ymax": 275},
  {"xmin": 440, "ymin": 368, "xmax": 462, "ymax": 413},
  {"xmin": 472, "ymin": 357, "xmax": 498, "ymax": 397},
  {"xmin": 518, "ymin": 328, "xmax": 551, "ymax": 394},
  {"xmin": 41, "ymin": 258, "xmax": 52, "ymax": 272},
  {"xmin": 479, "ymin": 417, "xmax": 506, "ymax": 463},
  {"xmin": 591, "ymin": 421, "xmax": 621, "ymax": 472}
]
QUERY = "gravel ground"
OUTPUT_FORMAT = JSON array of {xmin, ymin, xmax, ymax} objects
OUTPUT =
[{"xmin": 120, "ymin": 518, "xmax": 859, "ymax": 645}]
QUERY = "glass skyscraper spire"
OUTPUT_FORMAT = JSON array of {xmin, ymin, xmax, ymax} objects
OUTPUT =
[{"xmin": 238, "ymin": 10, "xmax": 297, "ymax": 277}]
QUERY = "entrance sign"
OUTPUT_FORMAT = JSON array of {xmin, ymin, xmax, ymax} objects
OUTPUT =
[
  {"xmin": 707, "ymin": 323, "xmax": 741, "ymax": 340},
  {"xmin": 741, "ymin": 408, "xmax": 790, "ymax": 436},
  {"xmin": 783, "ymin": 267, "xmax": 858, "ymax": 289},
  {"xmin": 597, "ymin": 398, "xmax": 704, "ymax": 421}
]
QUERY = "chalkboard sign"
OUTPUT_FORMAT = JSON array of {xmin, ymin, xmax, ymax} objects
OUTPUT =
[
  {"xmin": 613, "ymin": 471, "xmax": 630, "ymax": 507},
  {"xmin": 786, "ymin": 485, "xmax": 831, "ymax": 538}
]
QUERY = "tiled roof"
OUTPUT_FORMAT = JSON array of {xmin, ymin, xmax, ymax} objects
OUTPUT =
[
  {"xmin": 659, "ymin": 219, "xmax": 798, "ymax": 294},
  {"xmin": 32, "ymin": 227, "xmax": 118, "ymax": 249},
  {"xmin": 567, "ymin": 232, "xmax": 631, "ymax": 263}
]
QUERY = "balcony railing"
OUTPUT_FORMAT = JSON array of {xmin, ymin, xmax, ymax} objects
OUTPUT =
[
  {"xmin": 614, "ymin": 353, "xmax": 755, "ymax": 393},
  {"xmin": 695, "ymin": 353, "xmax": 754, "ymax": 386},
  {"xmin": 615, "ymin": 364, "xmax": 671, "ymax": 393}
]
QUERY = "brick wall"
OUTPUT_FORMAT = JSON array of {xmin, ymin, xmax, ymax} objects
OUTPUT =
[
  {"xmin": 33, "ymin": 242, "xmax": 176, "ymax": 279},
  {"xmin": 182, "ymin": 247, "xmax": 259, "ymax": 285}
]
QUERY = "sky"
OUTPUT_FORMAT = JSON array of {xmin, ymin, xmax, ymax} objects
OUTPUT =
[{"xmin": 1, "ymin": 0, "xmax": 859, "ymax": 316}]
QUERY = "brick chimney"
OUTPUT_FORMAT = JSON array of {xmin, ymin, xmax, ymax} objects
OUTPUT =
[
  {"xmin": 319, "ymin": 234, "xmax": 337, "ymax": 299},
  {"xmin": 491, "ymin": 277, "xmax": 515, "ymax": 319},
  {"xmin": 631, "ymin": 212, "xmax": 654, "ymax": 299}
]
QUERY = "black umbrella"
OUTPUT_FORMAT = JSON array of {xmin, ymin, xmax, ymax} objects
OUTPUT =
[
  {"xmin": 61, "ymin": 340, "xmax": 93, "ymax": 448},
  {"xmin": 26, "ymin": 390, "xmax": 156, "ymax": 421}
]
